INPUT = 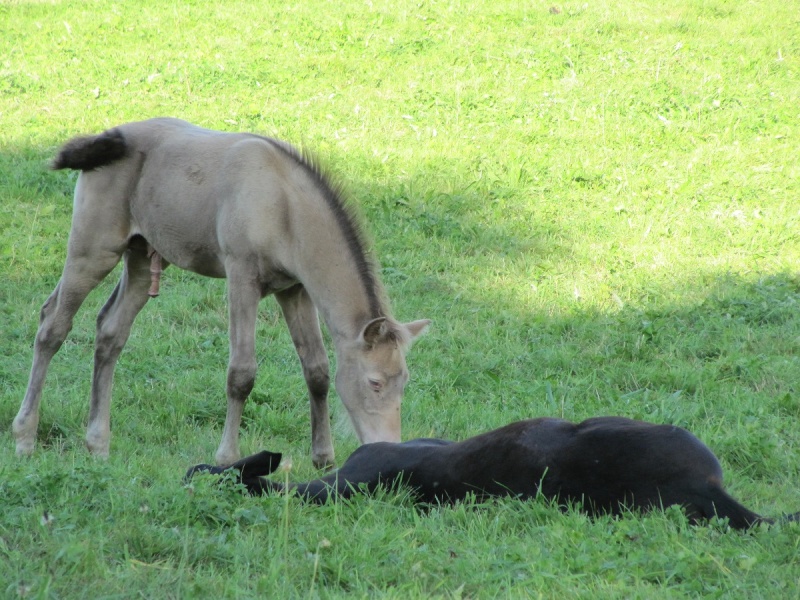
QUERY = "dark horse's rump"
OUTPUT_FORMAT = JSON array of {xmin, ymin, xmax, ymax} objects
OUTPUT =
[{"xmin": 186, "ymin": 416, "xmax": 799, "ymax": 530}]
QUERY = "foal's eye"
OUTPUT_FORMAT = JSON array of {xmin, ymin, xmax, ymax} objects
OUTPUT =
[{"xmin": 368, "ymin": 378, "xmax": 383, "ymax": 392}]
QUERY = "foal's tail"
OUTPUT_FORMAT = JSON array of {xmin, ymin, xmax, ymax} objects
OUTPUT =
[{"xmin": 52, "ymin": 128, "xmax": 128, "ymax": 171}]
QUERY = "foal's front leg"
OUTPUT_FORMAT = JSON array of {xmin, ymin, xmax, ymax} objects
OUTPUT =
[
  {"xmin": 276, "ymin": 285, "xmax": 334, "ymax": 469},
  {"xmin": 215, "ymin": 272, "xmax": 261, "ymax": 466}
]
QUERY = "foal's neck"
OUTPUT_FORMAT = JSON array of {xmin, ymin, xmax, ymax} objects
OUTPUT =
[
  {"xmin": 269, "ymin": 141, "xmax": 392, "ymax": 343},
  {"xmin": 286, "ymin": 210, "xmax": 391, "ymax": 343}
]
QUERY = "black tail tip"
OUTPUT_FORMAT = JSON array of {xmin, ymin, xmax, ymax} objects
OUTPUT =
[
  {"xmin": 51, "ymin": 128, "xmax": 127, "ymax": 171},
  {"xmin": 782, "ymin": 511, "xmax": 800, "ymax": 524}
]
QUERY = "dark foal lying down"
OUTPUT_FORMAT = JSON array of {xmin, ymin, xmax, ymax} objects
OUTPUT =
[{"xmin": 186, "ymin": 416, "xmax": 798, "ymax": 530}]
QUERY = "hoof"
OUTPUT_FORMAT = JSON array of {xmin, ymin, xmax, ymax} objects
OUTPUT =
[
  {"xmin": 15, "ymin": 440, "xmax": 35, "ymax": 457},
  {"xmin": 312, "ymin": 454, "xmax": 336, "ymax": 471},
  {"xmin": 12, "ymin": 415, "xmax": 38, "ymax": 457},
  {"xmin": 215, "ymin": 450, "xmax": 241, "ymax": 467},
  {"xmin": 85, "ymin": 438, "xmax": 110, "ymax": 459}
]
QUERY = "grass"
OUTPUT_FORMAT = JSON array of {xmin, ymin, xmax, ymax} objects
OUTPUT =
[{"xmin": 1, "ymin": 0, "xmax": 799, "ymax": 597}]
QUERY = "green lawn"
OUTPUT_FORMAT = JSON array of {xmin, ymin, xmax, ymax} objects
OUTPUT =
[{"xmin": 1, "ymin": 0, "xmax": 799, "ymax": 597}]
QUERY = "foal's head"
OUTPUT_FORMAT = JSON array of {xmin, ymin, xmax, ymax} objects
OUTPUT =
[{"xmin": 336, "ymin": 317, "xmax": 430, "ymax": 444}]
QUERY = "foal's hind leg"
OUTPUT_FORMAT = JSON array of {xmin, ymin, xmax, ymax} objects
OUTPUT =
[
  {"xmin": 85, "ymin": 245, "xmax": 155, "ymax": 456},
  {"xmin": 276, "ymin": 285, "xmax": 334, "ymax": 469},
  {"xmin": 13, "ymin": 252, "xmax": 122, "ymax": 456}
]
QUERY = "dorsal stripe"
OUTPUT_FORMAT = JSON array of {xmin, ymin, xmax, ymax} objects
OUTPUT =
[{"xmin": 261, "ymin": 137, "xmax": 387, "ymax": 319}]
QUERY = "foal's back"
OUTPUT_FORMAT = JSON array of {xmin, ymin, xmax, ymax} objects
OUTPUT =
[{"xmin": 106, "ymin": 118, "xmax": 302, "ymax": 279}]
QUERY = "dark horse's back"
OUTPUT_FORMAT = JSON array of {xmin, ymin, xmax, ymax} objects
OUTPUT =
[
  {"xmin": 186, "ymin": 416, "xmax": 791, "ymax": 529},
  {"xmin": 535, "ymin": 417, "xmax": 763, "ymax": 527}
]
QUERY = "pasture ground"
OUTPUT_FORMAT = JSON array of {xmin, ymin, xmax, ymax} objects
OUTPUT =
[{"xmin": 1, "ymin": 1, "xmax": 799, "ymax": 597}]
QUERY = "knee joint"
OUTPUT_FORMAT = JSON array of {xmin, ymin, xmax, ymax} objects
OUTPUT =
[
  {"xmin": 35, "ymin": 320, "xmax": 71, "ymax": 351},
  {"xmin": 95, "ymin": 319, "xmax": 126, "ymax": 359},
  {"xmin": 227, "ymin": 363, "xmax": 256, "ymax": 399},
  {"xmin": 304, "ymin": 363, "xmax": 330, "ymax": 398}
]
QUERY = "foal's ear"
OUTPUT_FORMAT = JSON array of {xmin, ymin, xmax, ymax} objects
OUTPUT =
[
  {"xmin": 404, "ymin": 319, "xmax": 431, "ymax": 342},
  {"xmin": 361, "ymin": 317, "xmax": 388, "ymax": 348},
  {"xmin": 360, "ymin": 317, "xmax": 430, "ymax": 349}
]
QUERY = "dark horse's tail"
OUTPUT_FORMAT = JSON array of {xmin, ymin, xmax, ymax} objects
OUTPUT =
[
  {"xmin": 51, "ymin": 128, "xmax": 128, "ymax": 171},
  {"xmin": 699, "ymin": 485, "xmax": 799, "ymax": 530}
]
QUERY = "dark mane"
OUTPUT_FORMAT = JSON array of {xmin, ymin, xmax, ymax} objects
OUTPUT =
[{"xmin": 262, "ymin": 137, "xmax": 389, "ymax": 319}]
